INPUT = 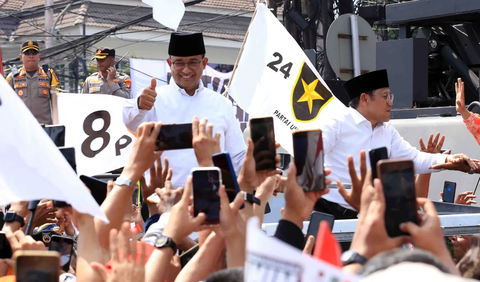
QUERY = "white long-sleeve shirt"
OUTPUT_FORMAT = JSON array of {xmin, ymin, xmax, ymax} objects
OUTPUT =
[
  {"xmin": 321, "ymin": 107, "xmax": 447, "ymax": 209},
  {"xmin": 123, "ymin": 80, "xmax": 246, "ymax": 188}
]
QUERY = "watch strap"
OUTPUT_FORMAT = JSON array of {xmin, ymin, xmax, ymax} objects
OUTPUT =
[
  {"xmin": 244, "ymin": 193, "xmax": 261, "ymax": 205},
  {"xmin": 341, "ymin": 250, "xmax": 367, "ymax": 266},
  {"xmin": 4, "ymin": 211, "xmax": 25, "ymax": 227},
  {"xmin": 155, "ymin": 235, "xmax": 177, "ymax": 253}
]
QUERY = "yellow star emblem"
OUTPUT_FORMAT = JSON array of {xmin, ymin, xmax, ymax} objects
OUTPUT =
[
  {"xmin": 296, "ymin": 79, "xmax": 324, "ymax": 114},
  {"xmin": 28, "ymin": 41, "xmax": 33, "ymax": 46}
]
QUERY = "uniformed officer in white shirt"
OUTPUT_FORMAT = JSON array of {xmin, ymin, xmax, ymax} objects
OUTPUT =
[
  {"xmin": 123, "ymin": 32, "xmax": 246, "ymax": 188},
  {"xmin": 316, "ymin": 69, "xmax": 474, "ymax": 219}
]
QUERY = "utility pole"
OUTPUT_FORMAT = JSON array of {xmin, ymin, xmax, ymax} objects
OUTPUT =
[{"xmin": 45, "ymin": 0, "xmax": 54, "ymax": 65}]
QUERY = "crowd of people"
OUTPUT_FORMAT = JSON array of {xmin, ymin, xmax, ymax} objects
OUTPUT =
[{"xmin": 3, "ymin": 30, "xmax": 480, "ymax": 282}]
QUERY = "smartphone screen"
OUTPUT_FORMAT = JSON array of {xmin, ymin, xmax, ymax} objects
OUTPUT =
[
  {"xmin": 80, "ymin": 175, "xmax": 108, "ymax": 205},
  {"xmin": 16, "ymin": 253, "xmax": 60, "ymax": 282},
  {"xmin": 49, "ymin": 236, "xmax": 73, "ymax": 272},
  {"xmin": 59, "ymin": 147, "xmax": 76, "ymax": 173},
  {"xmin": 192, "ymin": 168, "xmax": 221, "ymax": 225},
  {"xmin": 43, "ymin": 125, "xmax": 65, "ymax": 147},
  {"xmin": 305, "ymin": 211, "xmax": 334, "ymax": 253},
  {"xmin": 443, "ymin": 181, "xmax": 457, "ymax": 203},
  {"xmin": 378, "ymin": 160, "xmax": 418, "ymax": 237},
  {"xmin": 250, "ymin": 117, "xmax": 276, "ymax": 171},
  {"xmin": 156, "ymin": 123, "xmax": 193, "ymax": 151},
  {"xmin": 293, "ymin": 130, "xmax": 325, "ymax": 192},
  {"xmin": 212, "ymin": 152, "xmax": 240, "ymax": 202},
  {"xmin": 369, "ymin": 147, "xmax": 388, "ymax": 180},
  {"xmin": 0, "ymin": 232, "xmax": 12, "ymax": 259}
]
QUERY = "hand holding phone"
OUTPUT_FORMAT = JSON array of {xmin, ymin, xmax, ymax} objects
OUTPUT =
[
  {"xmin": 192, "ymin": 167, "xmax": 222, "ymax": 225},
  {"xmin": 378, "ymin": 159, "xmax": 418, "ymax": 237},
  {"xmin": 212, "ymin": 152, "xmax": 240, "ymax": 202},
  {"xmin": 249, "ymin": 117, "xmax": 276, "ymax": 171},
  {"xmin": 156, "ymin": 123, "xmax": 193, "ymax": 151},
  {"xmin": 293, "ymin": 129, "xmax": 325, "ymax": 192},
  {"xmin": 305, "ymin": 212, "xmax": 334, "ymax": 254}
]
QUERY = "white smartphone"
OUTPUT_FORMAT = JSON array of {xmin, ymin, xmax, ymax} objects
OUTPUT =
[{"xmin": 191, "ymin": 167, "xmax": 222, "ymax": 225}]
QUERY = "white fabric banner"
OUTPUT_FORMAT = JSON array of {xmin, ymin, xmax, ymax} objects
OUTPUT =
[
  {"xmin": 142, "ymin": 0, "xmax": 185, "ymax": 30},
  {"xmin": 57, "ymin": 93, "xmax": 136, "ymax": 176},
  {"xmin": 0, "ymin": 77, "xmax": 108, "ymax": 222},
  {"xmin": 245, "ymin": 217, "xmax": 360, "ymax": 282},
  {"xmin": 228, "ymin": 3, "xmax": 346, "ymax": 154}
]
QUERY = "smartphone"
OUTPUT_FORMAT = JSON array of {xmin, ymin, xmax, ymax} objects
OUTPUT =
[
  {"xmin": 249, "ymin": 117, "xmax": 276, "ymax": 171},
  {"xmin": 0, "ymin": 232, "xmax": 12, "ymax": 259},
  {"xmin": 442, "ymin": 181, "xmax": 457, "ymax": 203},
  {"xmin": 180, "ymin": 244, "xmax": 199, "ymax": 268},
  {"xmin": 293, "ymin": 129, "xmax": 325, "ymax": 192},
  {"xmin": 212, "ymin": 152, "xmax": 240, "ymax": 202},
  {"xmin": 156, "ymin": 123, "xmax": 193, "ymax": 151},
  {"xmin": 80, "ymin": 175, "xmax": 108, "ymax": 205},
  {"xmin": 440, "ymin": 149, "xmax": 451, "ymax": 154},
  {"xmin": 369, "ymin": 147, "xmax": 389, "ymax": 180},
  {"xmin": 305, "ymin": 212, "xmax": 335, "ymax": 254},
  {"xmin": 43, "ymin": 125, "xmax": 65, "ymax": 147},
  {"xmin": 14, "ymin": 250, "xmax": 60, "ymax": 282},
  {"xmin": 49, "ymin": 235, "xmax": 74, "ymax": 272},
  {"xmin": 192, "ymin": 167, "xmax": 222, "ymax": 225},
  {"xmin": 377, "ymin": 159, "xmax": 418, "ymax": 237},
  {"xmin": 55, "ymin": 147, "xmax": 76, "ymax": 208}
]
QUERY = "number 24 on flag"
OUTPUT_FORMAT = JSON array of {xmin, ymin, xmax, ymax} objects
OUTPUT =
[{"xmin": 267, "ymin": 52, "xmax": 293, "ymax": 79}]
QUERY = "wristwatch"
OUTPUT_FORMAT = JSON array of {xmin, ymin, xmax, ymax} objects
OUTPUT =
[
  {"xmin": 341, "ymin": 250, "xmax": 367, "ymax": 266},
  {"xmin": 115, "ymin": 176, "xmax": 135, "ymax": 189},
  {"xmin": 244, "ymin": 193, "xmax": 261, "ymax": 205},
  {"xmin": 154, "ymin": 234, "xmax": 177, "ymax": 253},
  {"xmin": 3, "ymin": 211, "xmax": 25, "ymax": 227}
]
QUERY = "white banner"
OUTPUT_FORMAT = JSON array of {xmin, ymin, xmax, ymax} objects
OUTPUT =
[
  {"xmin": 130, "ymin": 58, "xmax": 250, "ymax": 131},
  {"xmin": 57, "ymin": 93, "xmax": 136, "ymax": 176},
  {"xmin": 245, "ymin": 217, "xmax": 360, "ymax": 282},
  {"xmin": 0, "ymin": 77, "xmax": 107, "ymax": 222},
  {"xmin": 228, "ymin": 4, "xmax": 346, "ymax": 154}
]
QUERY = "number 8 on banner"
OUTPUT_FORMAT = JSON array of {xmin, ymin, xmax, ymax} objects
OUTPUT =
[{"xmin": 81, "ymin": 110, "xmax": 111, "ymax": 158}]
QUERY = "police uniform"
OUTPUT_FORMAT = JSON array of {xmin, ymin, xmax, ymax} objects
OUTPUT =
[
  {"xmin": 6, "ymin": 41, "xmax": 60, "ymax": 125},
  {"xmin": 81, "ymin": 48, "xmax": 131, "ymax": 98}
]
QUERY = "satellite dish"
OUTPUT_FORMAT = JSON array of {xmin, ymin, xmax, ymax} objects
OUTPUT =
[{"xmin": 326, "ymin": 14, "xmax": 377, "ymax": 81}]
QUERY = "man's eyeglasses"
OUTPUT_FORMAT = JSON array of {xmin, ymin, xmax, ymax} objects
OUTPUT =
[
  {"xmin": 171, "ymin": 61, "xmax": 202, "ymax": 70},
  {"xmin": 374, "ymin": 93, "xmax": 394, "ymax": 103},
  {"xmin": 23, "ymin": 50, "xmax": 39, "ymax": 55}
]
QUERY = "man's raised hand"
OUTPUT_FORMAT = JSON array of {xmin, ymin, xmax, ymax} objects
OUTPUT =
[{"xmin": 138, "ymin": 78, "xmax": 157, "ymax": 110}]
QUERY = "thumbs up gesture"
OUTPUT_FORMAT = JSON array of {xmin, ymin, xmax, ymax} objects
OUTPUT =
[{"xmin": 139, "ymin": 78, "xmax": 157, "ymax": 110}]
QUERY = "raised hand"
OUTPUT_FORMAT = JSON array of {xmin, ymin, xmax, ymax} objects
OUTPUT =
[
  {"xmin": 419, "ymin": 133, "xmax": 445, "ymax": 154},
  {"xmin": 338, "ymin": 150, "xmax": 367, "ymax": 211},
  {"xmin": 441, "ymin": 191, "xmax": 478, "ymax": 205},
  {"xmin": 139, "ymin": 78, "xmax": 157, "ymax": 110},
  {"xmin": 192, "ymin": 117, "xmax": 221, "ymax": 167},
  {"xmin": 140, "ymin": 156, "xmax": 171, "ymax": 203},
  {"xmin": 456, "ymin": 78, "xmax": 471, "ymax": 120}
]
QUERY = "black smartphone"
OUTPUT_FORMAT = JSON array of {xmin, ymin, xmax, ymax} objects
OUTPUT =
[
  {"xmin": 192, "ymin": 168, "xmax": 222, "ymax": 225},
  {"xmin": 55, "ymin": 147, "xmax": 77, "ymax": 208},
  {"xmin": 15, "ymin": 251, "xmax": 60, "ymax": 282},
  {"xmin": 212, "ymin": 152, "xmax": 240, "ymax": 203},
  {"xmin": 49, "ymin": 235, "xmax": 74, "ymax": 272},
  {"xmin": 369, "ymin": 147, "xmax": 389, "ymax": 180},
  {"xmin": 293, "ymin": 129, "xmax": 325, "ymax": 192},
  {"xmin": 0, "ymin": 232, "xmax": 12, "ymax": 259},
  {"xmin": 249, "ymin": 117, "xmax": 276, "ymax": 171},
  {"xmin": 43, "ymin": 125, "xmax": 65, "ymax": 147},
  {"xmin": 378, "ymin": 159, "xmax": 418, "ymax": 237},
  {"xmin": 156, "ymin": 123, "xmax": 193, "ymax": 151},
  {"xmin": 79, "ymin": 175, "xmax": 108, "ymax": 205},
  {"xmin": 442, "ymin": 181, "xmax": 457, "ymax": 203},
  {"xmin": 180, "ymin": 244, "xmax": 199, "ymax": 268},
  {"xmin": 305, "ymin": 212, "xmax": 334, "ymax": 254}
]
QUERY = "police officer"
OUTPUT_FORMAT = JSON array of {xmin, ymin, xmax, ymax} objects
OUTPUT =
[
  {"xmin": 82, "ymin": 47, "xmax": 131, "ymax": 98},
  {"xmin": 6, "ymin": 41, "xmax": 60, "ymax": 125}
]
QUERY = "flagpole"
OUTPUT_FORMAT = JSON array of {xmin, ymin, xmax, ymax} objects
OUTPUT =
[{"xmin": 222, "ymin": 0, "xmax": 266, "ymax": 97}]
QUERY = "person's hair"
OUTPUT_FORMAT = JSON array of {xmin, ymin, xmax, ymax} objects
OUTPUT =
[
  {"xmin": 169, "ymin": 54, "xmax": 206, "ymax": 60},
  {"xmin": 358, "ymin": 248, "xmax": 451, "ymax": 276},
  {"xmin": 204, "ymin": 267, "xmax": 244, "ymax": 282},
  {"xmin": 349, "ymin": 90, "xmax": 374, "ymax": 109},
  {"xmin": 457, "ymin": 235, "xmax": 480, "ymax": 279}
]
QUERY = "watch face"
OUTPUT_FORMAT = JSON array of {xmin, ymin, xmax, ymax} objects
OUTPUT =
[
  {"xmin": 4, "ymin": 212, "xmax": 15, "ymax": 221},
  {"xmin": 155, "ymin": 236, "xmax": 168, "ymax": 248},
  {"xmin": 341, "ymin": 250, "xmax": 355, "ymax": 262}
]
